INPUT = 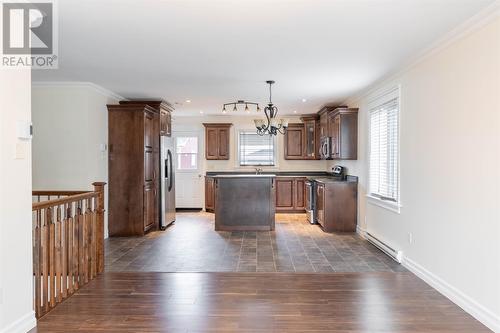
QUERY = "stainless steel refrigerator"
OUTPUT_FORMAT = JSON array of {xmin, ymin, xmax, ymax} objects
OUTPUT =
[{"xmin": 160, "ymin": 136, "xmax": 176, "ymax": 229}]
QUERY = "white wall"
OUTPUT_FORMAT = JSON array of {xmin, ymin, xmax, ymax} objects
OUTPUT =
[
  {"xmin": 332, "ymin": 16, "xmax": 500, "ymax": 331},
  {"xmin": 32, "ymin": 83, "xmax": 121, "ymax": 238},
  {"xmin": 0, "ymin": 70, "xmax": 36, "ymax": 332},
  {"xmin": 173, "ymin": 115, "xmax": 327, "ymax": 173}
]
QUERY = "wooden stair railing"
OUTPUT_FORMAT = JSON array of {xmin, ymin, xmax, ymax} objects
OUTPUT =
[{"xmin": 32, "ymin": 182, "xmax": 106, "ymax": 319}]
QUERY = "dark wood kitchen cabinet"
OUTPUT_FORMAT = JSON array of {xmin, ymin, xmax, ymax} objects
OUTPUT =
[
  {"xmin": 205, "ymin": 176, "xmax": 216, "ymax": 212},
  {"xmin": 203, "ymin": 123, "xmax": 232, "ymax": 160},
  {"xmin": 119, "ymin": 100, "xmax": 174, "ymax": 137},
  {"xmin": 284, "ymin": 116, "xmax": 319, "ymax": 160},
  {"xmin": 301, "ymin": 115, "xmax": 319, "ymax": 159},
  {"xmin": 284, "ymin": 124, "xmax": 305, "ymax": 159},
  {"xmin": 275, "ymin": 177, "xmax": 307, "ymax": 212},
  {"xmin": 107, "ymin": 104, "xmax": 160, "ymax": 236},
  {"xmin": 327, "ymin": 108, "xmax": 358, "ymax": 160},
  {"xmin": 315, "ymin": 179, "xmax": 358, "ymax": 232}
]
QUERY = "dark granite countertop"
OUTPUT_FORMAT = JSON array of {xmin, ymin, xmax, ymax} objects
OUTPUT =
[
  {"xmin": 206, "ymin": 171, "xmax": 358, "ymax": 183},
  {"xmin": 206, "ymin": 171, "xmax": 331, "ymax": 177}
]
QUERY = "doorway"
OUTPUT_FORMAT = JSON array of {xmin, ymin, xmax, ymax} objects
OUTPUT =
[{"xmin": 173, "ymin": 131, "xmax": 203, "ymax": 208}]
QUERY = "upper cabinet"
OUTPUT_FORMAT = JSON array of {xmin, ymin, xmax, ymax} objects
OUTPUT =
[
  {"xmin": 284, "ymin": 115, "xmax": 319, "ymax": 160},
  {"xmin": 203, "ymin": 123, "xmax": 232, "ymax": 160},
  {"xmin": 284, "ymin": 124, "xmax": 305, "ymax": 159},
  {"xmin": 119, "ymin": 100, "xmax": 174, "ymax": 137},
  {"xmin": 327, "ymin": 108, "xmax": 358, "ymax": 160},
  {"xmin": 301, "ymin": 115, "xmax": 319, "ymax": 160}
]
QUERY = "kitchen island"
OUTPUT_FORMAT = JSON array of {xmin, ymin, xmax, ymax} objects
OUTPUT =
[{"xmin": 212, "ymin": 174, "xmax": 276, "ymax": 231}]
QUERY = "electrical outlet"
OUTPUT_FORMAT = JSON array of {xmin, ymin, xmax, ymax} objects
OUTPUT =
[{"xmin": 408, "ymin": 232, "xmax": 413, "ymax": 244}]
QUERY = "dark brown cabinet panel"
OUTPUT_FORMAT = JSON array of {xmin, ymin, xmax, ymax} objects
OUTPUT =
[
  {"xmin": 315, "ymin": 180, "xmax": 357, "ymax": 232},
  {"xmin": 205, "ymin": 128, "xmax": 219, "ymax": 159},
  {"xmin": 108, "ymin": 102, "xmax": 171, "ymax": 236},
  {"xmin": 327, "ymin": 108, "xmax": 358, "ymax": 160},
  {"xmin": 203, "ymin": 123, "xmax": 232, "ymax": 160},
  {"xmin": 300, "ymin": 115, "xmax": 319, "ymax": 160},
  {"xmin": 275, "ymin": 177, "xmax": 307, "ymax": 213},
  {"xmin": 284, "ymin": 124, "xmax": 305, "ymax": 159},
  {"xmin": 205, "ymin": 176, "xmax": 215, "ymax": 212},
  {"xmin": 275, "ymin": 178, "xmax": 294, "ymax": 211},
  {"xmin": 120, "ymin": 100, "xmax": 173, "ymax": 137},
  {"xmin": 143, "ymin": 182, "xmax": 155, "ymax": 231},
  {"xmin": 295, "ymin": 178, "xmax": 306, "ymax": 210},
  {"xmin": 218, "ymin": 128, "xmax": 229, "ymax": 159},
  {"xmin": 144, "ymin": 149, "xmax": 154, "ymax": 182}
]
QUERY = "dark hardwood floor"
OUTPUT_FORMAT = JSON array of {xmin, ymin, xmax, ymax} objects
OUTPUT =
[{"xmin": 32, "ymin": 272, "xmax": 490, "ymax": 332}]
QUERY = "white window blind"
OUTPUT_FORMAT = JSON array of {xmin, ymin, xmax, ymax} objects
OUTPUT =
[
  {"xmin": 369, "ymin": 88, "xmax": 399, "ymax": 202},
  {"xmin": 239, "ymin": 131, "xmax": 275, "ymax": 166}
]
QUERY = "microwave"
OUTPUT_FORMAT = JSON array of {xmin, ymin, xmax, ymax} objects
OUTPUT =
[{"xmin": 320, "ymin": 137, "xmax": 332, "ymax": 159}]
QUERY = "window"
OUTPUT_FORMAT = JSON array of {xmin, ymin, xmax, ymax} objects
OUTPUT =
[
  {"xmin": 238, "ymin": 131, "xmax": 275, "ymax": 166},
  {"xmin": 176, "ymin": 136, "xmax": 198, "ymax": 170},
  {"xmin": 369, "ymin": 87, "xmax": 400, "ymax": 206}
]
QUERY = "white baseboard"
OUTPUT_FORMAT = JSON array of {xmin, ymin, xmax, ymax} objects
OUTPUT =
[
  {"xmin": 402, "ymin": 256, "xmax": 500, "ymax": 333},
  {"xmin": 0, "ymin": 311, "xmax": 36, "ymax": 333}
]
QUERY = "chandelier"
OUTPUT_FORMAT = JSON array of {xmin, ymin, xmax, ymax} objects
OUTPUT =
[{"xmin": 221, "ymin": 80, "xmax": 288, "ymax": 136}]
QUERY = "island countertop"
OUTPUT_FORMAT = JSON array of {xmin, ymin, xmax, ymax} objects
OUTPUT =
[{"xmin": 211, "ymin": 174, "xmax": 276, "ymax": 178}]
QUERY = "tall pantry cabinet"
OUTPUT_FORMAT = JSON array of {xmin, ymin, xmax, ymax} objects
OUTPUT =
[{"xmin": 107, "ymin": 101, "xmax": 172, "ymax": 236}]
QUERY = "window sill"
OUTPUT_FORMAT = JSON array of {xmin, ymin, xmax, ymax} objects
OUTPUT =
[{"xmin": 366, "ymin": 195, "xmax": 402, "ymax": 214}]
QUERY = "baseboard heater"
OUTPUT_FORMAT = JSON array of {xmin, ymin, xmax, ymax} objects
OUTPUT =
[{"xmin": 366, "ymin": 232, "xmax": 403, "ymax": 263}]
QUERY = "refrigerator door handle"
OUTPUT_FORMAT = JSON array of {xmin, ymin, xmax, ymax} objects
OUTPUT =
[
  {"xmin": 168, "ymin": 150, "xmax": 173, "ymax": 191},
  {"xmin": 164, "ymin": 158, "xmax": 168, "ymax": 179}
]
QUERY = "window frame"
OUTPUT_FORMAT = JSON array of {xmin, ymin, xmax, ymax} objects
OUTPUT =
[
  {"xmin": 236, "ymin": 129, "xmax": 278, "ymax": 168},
  {"xmin": 366, "ymin": 85, "xmax": 402, "ymax": 214},
  {"xmin": 174, "ymin": 135, "xmax": 200, "ymax": 172}
]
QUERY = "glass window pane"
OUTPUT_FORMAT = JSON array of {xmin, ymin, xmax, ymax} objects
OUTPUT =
[
  {"xmin": 176, "ymin": 137, "xmax": 198, "ymax": 154},
  {"xmin": 177, "ymin": 153, "xmax": 197, "ymax": 170},
  {"xmin": 239, "ymin": 131, "xmax": 275, "ymax": 166}
]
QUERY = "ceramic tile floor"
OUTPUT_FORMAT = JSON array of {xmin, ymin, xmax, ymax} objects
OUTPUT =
[{"xmin": 105, "ymin": 212, "xmax": 406, "ymax": 273}]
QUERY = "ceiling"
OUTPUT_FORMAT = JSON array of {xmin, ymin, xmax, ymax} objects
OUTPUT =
[{"xmin": 33, "ymin": 0, "xmax": 494, "ymax": 116}]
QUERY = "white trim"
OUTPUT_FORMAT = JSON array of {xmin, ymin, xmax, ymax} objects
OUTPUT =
[
  {"xmin": 345, "ymin": 1, "xmax": 500, "ymax": 106},
  {"xmin": 0, "ymin": 311, "xmax": 36, "ymax": 333},
  {"xmin": 366, "ymin": 194, "xmax": 402, "ymax": 214},
  {"xmin": 367, "ymin": 84, "xmax": 401, "ymax": 209},
  {"xmin": 402, "ymin": 256, "xmax": 500, "ymax": 333},
  {"xmin": 32, "ymin": 81, "xmax": 125, "ymax": 101}
]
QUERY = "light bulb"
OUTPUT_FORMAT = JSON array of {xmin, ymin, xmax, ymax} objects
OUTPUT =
[
  {"xmin": 281, "ymin": 118, "xmax": 289, "ymax": 127},
  {"xmin": 270, "ymin": 118, "xmax": 278, "ymax": 128}
]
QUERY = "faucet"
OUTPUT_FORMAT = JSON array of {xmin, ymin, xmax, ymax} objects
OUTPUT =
[{"xmin": 255, "ymin": 167, "xmax": 263, "ymax": 175}]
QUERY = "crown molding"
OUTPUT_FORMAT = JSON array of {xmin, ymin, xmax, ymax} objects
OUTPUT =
[
  {"xmin": 32, "ymin": 81, "xmax": 125, "ymax": 101},
  {"xmin": 344, "ymin": 0, "xmax": 500, "ymax": 106}
]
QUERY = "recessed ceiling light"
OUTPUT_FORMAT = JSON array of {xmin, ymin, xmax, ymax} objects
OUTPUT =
[
  {"xmin": 293, "ymin": 110, "xmax": 297, "ymax": 114},
  {"xmin": 199, "ymin": 110, "xmax": 204, "ymax": 114},
  {"xmin": 186, "ymin": 99, "xmax": 191, "ymax": 103},
  {"xmin": 301, "ymin": 98, "xmax": 307, "ymax": 103}
]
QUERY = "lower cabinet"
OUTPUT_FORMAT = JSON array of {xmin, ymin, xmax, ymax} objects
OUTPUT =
[
  {"xmin": 143, "ymin": 181, "xmax": 156, "ymax": 232},
  {"xmin": 206, "ymin": 176, "xmax": 307, "ymax": 214},
  {"xmin": 275, "ymin": 177, "xmax": 307, "ymax": 213},
  {"xmin": 205, "ymin": 176, "xmax": 215, "ymax": 212},
  {"xmin": 315, "ymin": 180, "xmax": 357, "ymax": 232}
]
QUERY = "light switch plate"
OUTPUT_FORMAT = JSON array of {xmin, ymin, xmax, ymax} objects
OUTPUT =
[{"xmin": 17, "ymin": 121, "xmax": 33, "ymax": 140}]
